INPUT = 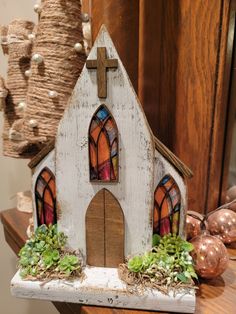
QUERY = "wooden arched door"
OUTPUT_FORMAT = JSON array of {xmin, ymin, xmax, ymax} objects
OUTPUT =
[{"xmin": 86, "ymin": 189, "xmax": 124, "ymax": 267}]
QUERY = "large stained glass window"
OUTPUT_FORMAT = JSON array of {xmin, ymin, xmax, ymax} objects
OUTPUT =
[
  {"xmin": 89, "ymin": 105, "xmax": 118, "ymax": 181},
  {"xmin": 153, "ymin": 175, "xmax": 181, "ymax": 236},
  {"xmin": 35, "ymin": 167, "xmax": 57, "ymax": 226}
]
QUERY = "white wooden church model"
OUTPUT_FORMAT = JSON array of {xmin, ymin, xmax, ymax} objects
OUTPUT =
[{"xmin": 11, "ymin": 26, "xmax": 195, "ymax": 313}]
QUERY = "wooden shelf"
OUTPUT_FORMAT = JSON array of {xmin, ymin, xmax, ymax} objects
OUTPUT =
[{"xmin": 1, "ymin": 208, "xmax": 236, "ymax": 314}]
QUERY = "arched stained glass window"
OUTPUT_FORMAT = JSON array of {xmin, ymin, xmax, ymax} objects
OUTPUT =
[
  {"xmin": 35, "ymin": 167, "xmax": 57, "ymax": 226},
  {"xmin": 153, "ymin": 175, "xmax": 181, "ymax": 236},
  {"xmin": 89, "ymin": 105, "xmax": 118, "ymax": 181}
]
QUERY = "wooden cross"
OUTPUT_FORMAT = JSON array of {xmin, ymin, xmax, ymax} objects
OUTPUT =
[{"xmin": 86, "ymin": 47, "xmax": 118, "ymax": 98}]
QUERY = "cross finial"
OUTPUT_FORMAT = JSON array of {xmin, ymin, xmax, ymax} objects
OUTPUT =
[{"xmin": 86, "ymin": 47, "xmax": 118, "ymax": 98}]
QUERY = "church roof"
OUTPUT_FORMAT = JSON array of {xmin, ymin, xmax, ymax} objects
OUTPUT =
[
  {"xmin": 154, "ymin": 136, "xmax": 193, "ymax": 178},
  {"xmin": 28, "ymin": 139, "xmax": 55, "ymax": 169}
]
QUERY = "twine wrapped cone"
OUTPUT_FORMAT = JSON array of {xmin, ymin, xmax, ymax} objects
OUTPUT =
[
  {"xmin": 1, "ymin": 20, "xmax": 35, "ymax": 158},
  {"xmin": 23, "ymin": 0, "xmax": 86, "ymax": 152}
]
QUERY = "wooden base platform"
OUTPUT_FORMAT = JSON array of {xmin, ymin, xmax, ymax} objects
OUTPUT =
[{"xmin": 11, "ymin": 267, "xmax": 195, "ymax": 313}]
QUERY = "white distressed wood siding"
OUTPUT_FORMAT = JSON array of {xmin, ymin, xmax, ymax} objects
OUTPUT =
[
  {"xmin": 32, "ymin": 150, "xmax": 55, "ymax": 229},
  {"xmin": 154, "ymin": 150, "xmax": 187, "ymax": 238},
  {"xmin": 56, "ymin": 26, "xmax": 155, "ymax": 257},
  {"xmin": 11, "ymin": 268, "xmax": 195, "ymax": 313}
]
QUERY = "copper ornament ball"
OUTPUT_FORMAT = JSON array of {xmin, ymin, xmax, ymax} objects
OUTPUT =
[
  {"xmin": 190, "ymin": 233, "xmax": 229, "ymax": 279},
  {"xmin": 226, "ymin": 186, "xmax": 236, "ymax": 212},
  {"xmin": 186, "ymin": 214, "xmax": 201, "ymax": 240},
  {"xmin": 207, "ymin": 209, "xmax": 236, "ymax": 244},
  {"xmin": 226, "ymin": 186, "xmax": 236, "ymax": 202}
]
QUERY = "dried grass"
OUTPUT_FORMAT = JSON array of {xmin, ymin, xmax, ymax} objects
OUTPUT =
[{"xmin": 118, "ymin": 263, "xmax": 196, "ymax": 295}]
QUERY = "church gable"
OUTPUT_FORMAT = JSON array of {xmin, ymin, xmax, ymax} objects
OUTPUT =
[{"xmin": 55, "ymin": 26, "xmax": 155, "ymax": 255}]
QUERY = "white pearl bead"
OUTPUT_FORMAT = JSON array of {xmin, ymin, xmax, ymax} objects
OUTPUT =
[
  {"xmin": 24, "ymin": 69, "xmax": 31, "ymax": 77},
  {"xmin": 17, "ymin": 102, "xmax": 26, "ymax": 111},
  {"xmin": 81, "ymin": 13, "xmax": 89, "ymax": 22},
  {"xmin": 74, "ymin": 42, "xmax": 83, "ymax": 52},
  {"xmin": 29, "ymin": 119, "xmax": 38, "ymax": 128},
  {"xmin": 28, "ymin": 33, "xmax": 35, "ymax": 41},
  {"xmin": 32, "ymin": 53, "xmax": 44, "ymax": 64},
  {"xmin": 48, "ymin": 90, "xmax": 58, "ymax": 99},
  {"xmin": 34, "ymin": 4, "xmax": 42, "ymax": 14}
]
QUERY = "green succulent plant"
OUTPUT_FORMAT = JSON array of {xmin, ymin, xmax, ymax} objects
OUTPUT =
[
  {"xmin": 152, "ymin": 234, "xmax": 161, "ymax": 247},
  {"xmin": 128, "ymin": 256, "xmax": 143, "ymax": 272},
  {"xmin": 58, "ymin": 255, "xmax": 80, "ymax": 276},
  {"xmin": 42, "ymin": 249, "xmax": 60, "ymax": 269},
  {"xmin": 127, "ymin": 234, "xmax": 197, "ymax": 285},
  {"xmin": 18, "ymin": 224, "xmax": 82, "ymax": 280}
]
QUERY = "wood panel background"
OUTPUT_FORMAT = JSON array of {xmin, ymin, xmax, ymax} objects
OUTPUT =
[
  {"xmin": 83, "ymin": 0, "xmax": 235, "ymax": 213},
  {"xmin": 91, "ymin": 0, "xmax": 140, "ymax": 91},
  {"xmin": 219, "ymin": 0, "xmax": 236, "ymax": 204}
]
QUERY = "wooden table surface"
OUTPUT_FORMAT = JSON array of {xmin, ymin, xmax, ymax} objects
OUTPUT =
[{"xmin": 1, "ymin": 208, "xmax": 236, "ymax": 314}]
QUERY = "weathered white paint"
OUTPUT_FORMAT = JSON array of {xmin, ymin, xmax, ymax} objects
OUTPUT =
[
  {"xmin": 154, "ymin": 150, "xmax": 187, "ymax": 238},
  {"xmin": 11, "ymin": 268, "xmax": 195, "ymax": 313},
  {"xmin": 32, "ymin": 150, "xmax": 55, "ymax": 229},
  {"xmin": 56, "ymin": 25, "xmax": 155, "ymax": 257}
]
